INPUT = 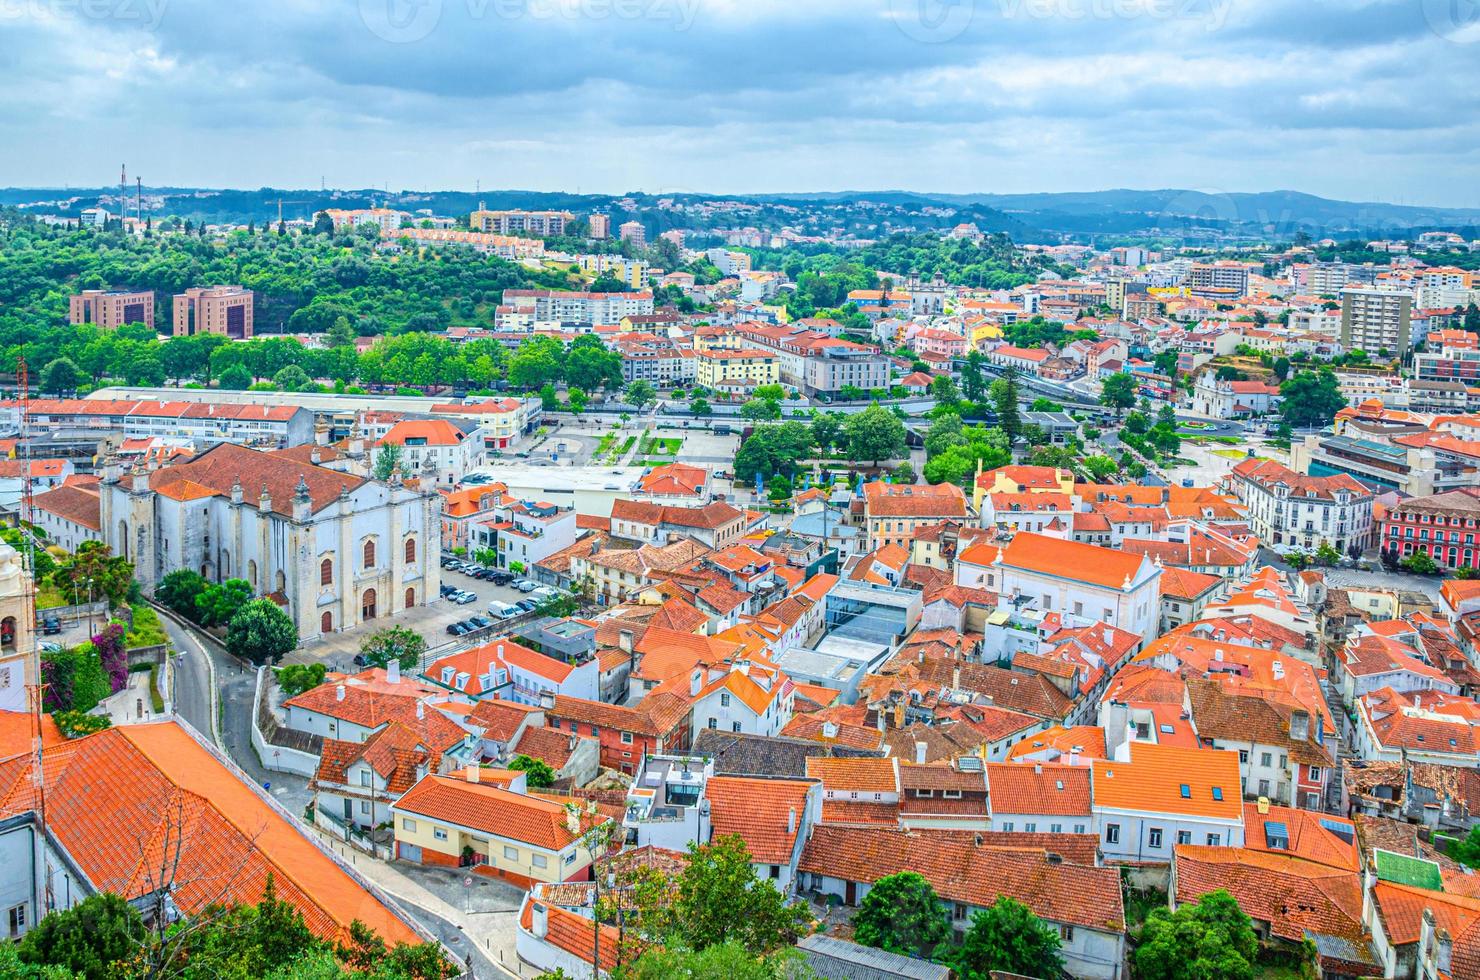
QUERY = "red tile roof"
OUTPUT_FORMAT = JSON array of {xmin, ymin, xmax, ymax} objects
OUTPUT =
[
  {"xmin": 704, "ymin": 775, "xmax": 816, "ymax": 866},
  {"xmin": 393, "ymin": 774, "xmax": 607, "ymax": 849},
  {"xmin": 799, "ymin": 825, "xmax": 1123, "ymax": 930}
]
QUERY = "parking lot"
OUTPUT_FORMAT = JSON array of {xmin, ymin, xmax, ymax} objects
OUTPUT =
[{"xmin": 436, "ymin": 558, "xmax": 562, "ymax": 638}]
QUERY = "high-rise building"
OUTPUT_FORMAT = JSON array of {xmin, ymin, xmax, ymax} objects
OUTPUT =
[
  {"xmin": 68, "ymin": 289, "xmax": 154, "ymax": 329},
  {"xmin": 619, "ymin": 221, "xmax": 646, "ymax": 247},
  {"xmin": 588, "ymin": 214, "xmax": 610, "ymax": 239},
  {"xmin": 1186, "ymin": 261, "xmax": 1251, "ymax": 298},
  {"xmin": 1340, "ymin": 287, "xmax": 1412, "ymax": 356},
  {"xmin": 172, "ymin": 285, "xmax": 254, "ymax": 339}
]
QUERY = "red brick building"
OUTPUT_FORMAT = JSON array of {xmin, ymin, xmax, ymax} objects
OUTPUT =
[
  {"xmin": 1379, "ymin": 487, "xmax": 1480, "ymax": 570},
  {"xmin": 545, "ymin": 692, "xmax": 691, "ymax": 775}
]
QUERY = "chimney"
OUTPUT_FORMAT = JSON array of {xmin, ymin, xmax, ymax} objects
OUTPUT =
[
  {"xmin": 310, "ymin": 448, "xmax": 322, "ymax": 465},
  {"xmin": 565, "ymin": 806, "xmax": 580, "ymax": 836},
  {"xmin": 786, "ymin": 808, "xmax": 796, "ymax": 835},
  {"xmin": 690, "ymin": 669, "xmax": 703, "ymax": 697},
  {"xmin": 822, "ymin": 720, "xmax": 839, "ymax": 739},
  {"xmin": 619, "ymin": 629, "xmax": 634, "ymax": 654},
  {"xmin": 1103, "ymin": 627, "xmax": 1114, "ymax": 646},
  {"xmin": 230, "ymin": 478, "xmax": 243, "ymax": 505},
  {"xmin": 416, "ymin": 701, "xmax": 425, "ymax": 720},
  {"xmin": 1034, "ymin": 763, "xmax": 1043, "ymax": 774},
  {"xmin": 467, "ymin": 765, "xmax": 480, "ymax": 783},
  {"xmin": 387, "ymin": 660, "xmax": 401, "ymax": 684},
  {"xmin": 539, "ymin": 690, "xmax": 555, "ymax": 710},
  {"xmin": 914, "ymin": 740, "xmax": 928, "ymax": 765},
  {"xmin": 530, "ymin": 901, "xmax": 548, "ymax": 939},
  {"xmin": 1290, "ymin": 709, "xmax": 1310, "ymax": 742},
  {"xmin": 336, "ymin": 684, "xmax": 345, "ymax": 701},
  {"xmin": 952, "ymin": 667, "xmax": 961, "ymax": 689}
]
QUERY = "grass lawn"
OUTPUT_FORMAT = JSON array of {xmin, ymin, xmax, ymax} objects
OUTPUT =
[
  {"xmin": 637, "ymin": 436, "xmax": 682, "ymax": 456},
  {"xmin": 35, "ymin": 583, "xmax": 66, "ymax": 610},
  {"xmin": 1211, "ymin": 448, "xmax": 1254, "ymax": 460}
]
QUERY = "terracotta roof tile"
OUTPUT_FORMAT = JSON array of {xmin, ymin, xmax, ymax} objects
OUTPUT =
[{"xmin": 704, "ymin": 775, "xmax": 815, "ymax": 865}]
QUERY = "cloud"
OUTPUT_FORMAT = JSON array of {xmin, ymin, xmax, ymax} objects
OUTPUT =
[{"xmin": 0, "ymin": 0, "xmax": 1475, "ymax": 207}]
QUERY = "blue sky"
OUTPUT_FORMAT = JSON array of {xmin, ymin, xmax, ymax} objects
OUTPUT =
[{"xmin": 2, "ymin": 0, "xmax": 1479, "ymax": 206}]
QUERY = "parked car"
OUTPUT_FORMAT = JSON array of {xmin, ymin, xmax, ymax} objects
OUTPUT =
[
  {"xmin": 488, "ymin": 601, "xmax": 520, "ymax": 620},
  {"xmin": 41, "ymin": 614, "xmax": 60, "ymax": 635},
  {"xmin": 515, "ymin": 598, "xmax": 539, "ymax": 612},
  {"xmin": 440, "ymin": 584, "xmax": 457, "ymax": 597},
  {"xmin": 467, "ymin": 615, "xmax": 493, "ymax": 630},
  {"xmin": 446, "ymin": 621, "xmax": 466, "ymax": 636},
  {"xmin": 514, "ymin": 579, "xmax": 539, "ymax": 593},
  {"xmin": 528, "ymin": 587, "xmax": 558, "ymax": 602},
  {"xmin": 352, "ymin": 653, "xmax": 370, "ymax": 667},
  {"xmin": 38, "ymin": 641, "xmax": 62, "ymax": 654},
  {"xmin": 453, "ymin": 591, "xmax": 477, "ymax": 605}
]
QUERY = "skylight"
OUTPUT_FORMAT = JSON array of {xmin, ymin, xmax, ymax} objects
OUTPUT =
[{"xmin": 1179, "ymin": 784, "xmax": 1191, "ymax": 798}]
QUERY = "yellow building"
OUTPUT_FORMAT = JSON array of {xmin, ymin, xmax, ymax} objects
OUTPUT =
[
  {"xmin": 971, "ymin": 464, "xmax": 1075, "ymax": 511},
  {"xmin": 577, "ymin": 254, "xmax": 648, "ymax": 288},
  {"xmin": 694, "ymin": 348, "xmax": 779, "ymax": 388},
  {"xmin": 391, "ymin": 773, "xmax": 608, "ymax": 888}
]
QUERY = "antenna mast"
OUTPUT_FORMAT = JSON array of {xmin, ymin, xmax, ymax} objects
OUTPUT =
[{"xmin": 17, "ymin": 356, "xmax": 46, "ymax": 846}]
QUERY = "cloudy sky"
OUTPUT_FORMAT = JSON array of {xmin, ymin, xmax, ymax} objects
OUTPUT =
[{"xmin": 2, "ymin": 0, "xmax": 1479, "ymax": 205}]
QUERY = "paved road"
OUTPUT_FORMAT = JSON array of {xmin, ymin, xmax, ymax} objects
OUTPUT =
[{"xmin": 167, "ymin": 612, "xmax": 215, "ymax": 740}]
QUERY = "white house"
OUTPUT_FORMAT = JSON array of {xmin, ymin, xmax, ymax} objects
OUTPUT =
[{"xmin": 1091, "ymin": 742, "xmax": 1246, "ymax": 863}]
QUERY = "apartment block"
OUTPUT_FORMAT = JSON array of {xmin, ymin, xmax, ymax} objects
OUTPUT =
[
  {"xmin": 619, "ymin": 220, "xmax": 646, "ymax": 246},
  {"xmin": 1340, "ymin": 288, "xmax": 1412, "ymax": 356},
  {"xmin": 468, "ymin": 209, "xmax": 573, "ymax": 236},
  {"xmin": 172, "ymin": 285, "xmax": 254, "ymax": 339},
  {"xmin": 68, "ymin": 289, "xmax": 154, "ymax": 329},
  {"xmin": 588, "ymin": 213, "xmax": 610, "ymax": 239}
]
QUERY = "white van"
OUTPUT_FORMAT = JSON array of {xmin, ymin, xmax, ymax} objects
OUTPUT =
[{"xmin": 488, "ymin": 600, "xmax": 520, "ymax": 620}]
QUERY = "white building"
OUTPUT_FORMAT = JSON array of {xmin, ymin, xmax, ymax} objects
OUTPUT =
[
  {"xmin": 956, "ymin": 532, "xmax": 1162, "ymax": 642},
  {"xmin": 1091, "ymin": 743, "xmax": 1246, "ymax": 863},
  {"xmin": 1222, "ymin": 458, "xmax": 1374, "ymax": 556},
  {"xmin": 375, "ymin": 418, "xmax": 483, "ymax": 487},
  {"xmin": 689, "ymin": 661, "xmax": 795, "ymax": 738},
  {"xmin": 100, "ymin": 442, "xmax": 441, "ymax": 640}
]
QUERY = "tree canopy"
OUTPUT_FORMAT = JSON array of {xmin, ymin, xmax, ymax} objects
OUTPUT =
[
  {"xmin": 852, "ymin": 872, "xmax": 950, "ymax": 959},
  {"xmin": 1134, "ymin": 890, "xmax": 1259, "ymax": 980}
]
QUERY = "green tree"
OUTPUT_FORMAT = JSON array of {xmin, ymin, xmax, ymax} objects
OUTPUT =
[
  {"xmin": 952, "ymin": 896, "xmax": 1064, "ymax": 980},
  {"xmin": 155, "ymin": 569, "xmax": 209, "ymax": 619},
  {"xmin": 312, "ymin": 211, "xmax": 335, "ymax": 235},
  {"xmin": 767, "ymin": 473, "xmax": 793, "ymax": 501},
  {"xmin": 1280, "ymin": 369, "xmax": 1346, "ymax": 428},
  {"xmin": 359, "ymin": 626, "xmax": 427, "ymax": 671},
  {"xmin": 734, "ymin": 422, "xmax": 815, "ymax": 484},
  {"xmin": 810, "ymin": 411, "xmax": 844, "ymax": 453},
  {"xmin": 852, "ymin": 871, "xmax": 950, "ymax": 958},
  {"xmin": 742, "ymin": 398, "xmax": 782, "ymax": 421},
  {"xmin": 508, "ymin": 754, "xmax": 556, "ymax": 788},
  {"xmin": 1100, "ymin": 371, "xmax": 1138, "ymax": 415},
  {"xmin": 18, "ymin": 892, "xmax": 143, "ymax": 980},
  {"xmin": 567, "ymin": 386, "xmax": 589, "ymax": 413},
  {"xmin": 1272, "ymin": 355, "xmax": 1291, "ymax": 381},
  {"xmin": 690, "ymin": 396, "xmax": 712, "ymax": 416},
  {"xmin": 1314, "ymin": 540, "xmax": 1343, "ymax": 567},
  {"xmin": 275, "ymin": 663, "xmax": 328, "ymax": 697},
  {"xmin": 753, "ymin": 383, "xmax": 787, "ymax": 402},
  {"xmin": 989, "ymin": 372, "xmax": 1021, "ymax": 442},
  {"xmin": 844, "ymin": 403, "xmax": 907, "ymax": 467},
  {"xmin": 930, "ymin": 375, "xmax": 960, "ymax": 407},
  {"xmin": 373, "ymin": 443, "xmax": 403, "ymax": 481},
  {"xmin": 40, "ymin": 356, "xmax": 83, "ymax": 395},
  {"xmin": 273, "ymin": 364, "xmax": 312, "ymax": 392},
  {"xmin": 1465, "ymin": 302, "xmax": 1480, "ymax": 335},
  {"xmin": 671, "ymin": 836, "xmax": 810, "ymax": 954},
  {"xmin": 52, "ymin": 540, "xmax": 133, "ymax": 608},
  {"xmin": 625, "ymin": 379, "xmax": 658, "ymax": 411},
  {"xmin": 195, "ymin": 578, "xmax": 255, "ymax": 628},
  {"xmin": 327, "ymin": 315, "xmax": 357, "ymax": 348},
  {"xmin": 1401, "ymin": 551, "xmax": 1440, "ymax": 576},
  {"xmin": 960, "ymin": 349, "xmax": 986, "ymax": 402},
  {"xmin": 1134, "ymin": 890, "xmax": 1259, "ymax": 980},
  {"xmin": 619, "ymin": 942, "xmax": 803, "ymax": 980},
  {"xmin": 219, "ymin": 363, "xmax": 254, "ymax": 390},
  {"xmin": 226, "ymin": 598, "xmax": 299, "ymax": 665},
  {"xmin": 1447, "ymin": 825, "xmax": 1480, "ymax": 868}
]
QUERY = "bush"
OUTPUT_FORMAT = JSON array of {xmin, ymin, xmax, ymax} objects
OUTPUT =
[
  {"xmin": 18, "ymin": 892, "xmax": 143, "ymax": 980},
  {"xmin": 53, "ymin": 710, "xmax": 111, "ymax": 739}
]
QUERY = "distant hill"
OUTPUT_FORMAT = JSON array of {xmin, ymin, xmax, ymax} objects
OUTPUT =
[
  {"xmin": 4, "ymin": 184, "xmax": 1476, "ymax": 243},
  {"xmin": 766, "ymin": 188, "xmax": 1480, "ymax": 239}
]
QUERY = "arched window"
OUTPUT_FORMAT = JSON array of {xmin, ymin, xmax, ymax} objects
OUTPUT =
[
  {"xmin": 363, "ymin": 539, "xmax": 376, "ymax": 569},
  {"xmin": 321, "ymin": 611, "xmax": 333, "ymax": 635},
  {"xmin": 221, "ymin": 550, "xmax": 230, "ymax": 577},
  {"xmin": 405, "ymin": 587, "xmax": 415, "ymax": 609},
  {"xmin": 404, "ymin": 537, "xmax": 416, "ymax": 565},
  {"xmin": 320, "ymin": 558, "xmax": 333, "ymax": 586},
  {"xmin": 248, "ymin": 560, "xmax": 258, "ymax": 589},
  {"xmin": 118, "ymin": 520, "xmax": 129, "ymax": 561},
  {"xmin": 275, "ymin": 569, "xmax": 286, "ymax": 594}
]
